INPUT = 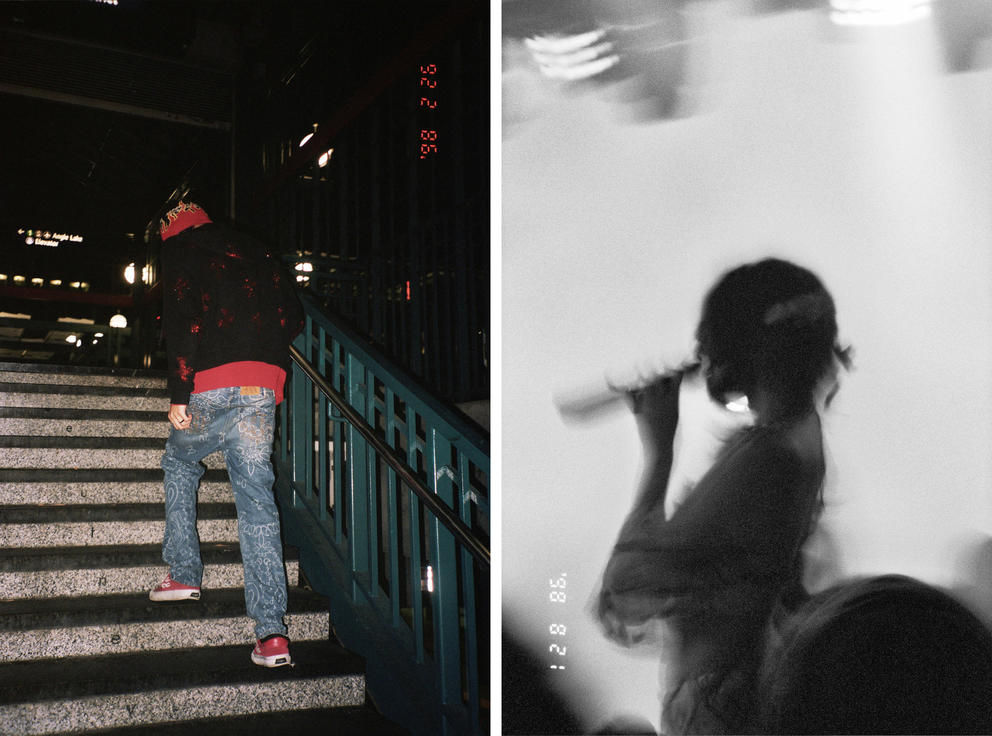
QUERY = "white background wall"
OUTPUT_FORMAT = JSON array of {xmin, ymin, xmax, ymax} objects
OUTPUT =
[{"xmin": 502, "ymin": 2, "xmax": 992, "ymax": 731}]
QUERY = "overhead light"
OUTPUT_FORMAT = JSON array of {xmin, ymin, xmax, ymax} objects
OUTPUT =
[
  {"xmin": 0, "ymin": 274, "xmax": 7, "ymax": 281},
  {"xmin": 13, "ymin": 275, "xmax": 25, "ymax": 283},
  {"xmin": 94, "ymin": 332, "xmax": 104, "ymax": 338},
  {"xmin": 75, "ymin": 338, "xmax": 82, "ymax": 347},
  {"xmin": 65, "ymin": 335, "xmax": 78, "ymax": 344},
  {"xmin": 295, "ymin": 275, "xmax": 310, "ymax": 283},
  {"xmin": 299, "ymin": 123, "xmax": 318, "ymax": 148},
  {"xmin": 69, "ymin": 282, "xmax": 81, "ymax": 289},
  {"xmin": 829, "ymin": 0, "xmax": 931, "ymax": 25},
  {"xmin": 30, "ymin": 278, "xmax": 43, "ymax": 286},
  {"xmin": 318, "ymin": 148, "xmax": 334, "ymax": 167},
  {"xmin": 124, "ymin": 263, "xmax": 136, "ymax": 285},
  {"xmin": 50, "ymin": 279, "xmax": 62, "ymax": 287},
  {"xmin": 109, "ymin": 314, "xmax": 128, "ymax": 329},
  {"xmin": 295, "ymin": 262, "xmax": 313, "ymax": 272}
]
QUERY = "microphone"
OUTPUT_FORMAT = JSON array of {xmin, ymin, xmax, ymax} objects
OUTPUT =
[{"xmin": 554, "ymin": 360, "xmax": 701, "ymax": 423}]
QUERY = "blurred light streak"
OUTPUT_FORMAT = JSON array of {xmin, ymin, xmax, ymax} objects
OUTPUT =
[{"xmin": 831, "ymin": 0, "xmax": 932, "ymax": 27}]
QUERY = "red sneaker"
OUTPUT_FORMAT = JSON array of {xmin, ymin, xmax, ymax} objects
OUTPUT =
[
  {"xmin": 149, "ymin": 573, "xmax": 201, "ymax": 601},
  {"xmin": 251, "ymin": 635, "xmax": 292, "ymax": 667}
]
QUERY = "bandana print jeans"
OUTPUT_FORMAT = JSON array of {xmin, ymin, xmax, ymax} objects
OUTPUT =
[{"xmin": 160, "ymin": 386, "xmax": 288, "ymax": 639}]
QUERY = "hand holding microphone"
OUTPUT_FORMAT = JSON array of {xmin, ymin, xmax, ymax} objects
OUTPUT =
[{"xmin": 554, "ymin": 360, "xmax": 700, "ymax": 423}]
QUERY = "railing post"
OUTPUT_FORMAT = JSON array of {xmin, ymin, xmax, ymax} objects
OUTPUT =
[
  {"xmin": 406, "ymin": 404, "xmax": 426, "ymax": 665},
  {"xmin": 332, "ymin": 339, "xmax": 346, "ymax": 543},
  {"xmin": 457, "ymin": 447, "xmax": 480, "ymax": 721},
  {"xmin": 316, "ymin": 329, "xmax": 330, "ymax": 523},
  {"xmin": 385, "ymin": 387, "xmax": 403, "ymax": 629},
  {"xmin": 346, "ymin": 352, "xmax": 371, "ymax": 591},
  {"xmin": 291, "ymin": 332, "xmax": 308, "ymax": 494},
  {"xmin": 428, "ymin": 429, "xmax": 462, "ymax": 722}
]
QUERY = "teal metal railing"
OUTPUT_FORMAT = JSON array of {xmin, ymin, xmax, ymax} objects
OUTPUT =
[{"xmin": 273, "ymin": 291, "xmax": 490, "ymax": 736}]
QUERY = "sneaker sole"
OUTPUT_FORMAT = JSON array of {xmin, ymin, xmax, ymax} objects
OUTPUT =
[
  {"xmin": 149, "ymin": 589, "xmax": 201, "ymax": 602},
  {"xmin": 251, "ymin": 652, "xmax": 292, "ymax": 667}
]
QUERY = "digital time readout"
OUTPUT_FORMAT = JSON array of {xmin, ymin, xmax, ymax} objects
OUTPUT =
[
  {"xmin": 548, "ymin": 573, "xmax": 568, "ymax": 671},
  {"xmin": 418, "ymin": 63, "xmax": 438, "ymax": 160}
]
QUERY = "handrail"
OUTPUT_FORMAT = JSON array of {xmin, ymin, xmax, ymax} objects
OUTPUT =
[{"xmin": 288, "ymin": 343, "xmax": 491, "ymax": 568}]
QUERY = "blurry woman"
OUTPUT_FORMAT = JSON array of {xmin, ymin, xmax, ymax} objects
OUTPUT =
[{"xmin": 596, "ymin": 258, "xmax": 850, "ymax": 734}]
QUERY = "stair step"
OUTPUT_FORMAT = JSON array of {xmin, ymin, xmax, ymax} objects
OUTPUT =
[
  {"xmin": 0, "ymin": 389, "xmax": 167, "ymax": 412},
  {"xmin": 0, "ymin": 504, "xmax": 236, "ymax": 523},
  {"xmin": 0, "ymin": 363, "xmax": 167, "ymax": 390},
  {"xmin": 0, "ymin": 479, "xmax": 231, "ymax": 505},
  {"xmin": 0, "ymin": 436, "xmax": 226, "ymax": 470},
  {"xmin": 0, "ymin": 504, "xmax": 239, "ymax": 548},
  {"xmin": 0, "ymin": 588, "xmax": 328, "ymax": 663},
  {"xmin": 0, "ymin": 543, "xmax": 300, "ymax": 600},
  {"xmin": 92, "ymin": 705, "xmax": 410, "ymax": 735},
  {"xmin": 0, "ymin": 382, "xmax": 167, "ymax": 398},
  {"xmin": 0, "ymin": 407, "xmax": 168, "ymax": 438},
  {"xmin": 0, "ymin": 468, "xmax": 228, "ymax": 484},
  {"xmin": 0, "ymin": 639, "xmax": 365, "ymax": 735}
]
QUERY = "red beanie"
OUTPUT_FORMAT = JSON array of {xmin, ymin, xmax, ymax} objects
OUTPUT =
[{"xmin": 159, "ymin": 201, "xmax": 212, "ymax": 241}]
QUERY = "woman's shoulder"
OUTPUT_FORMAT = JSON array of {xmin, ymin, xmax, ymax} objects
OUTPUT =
[
  {"xmin": 739, "ymin": 412, "xmax": 820, "ymax": 454},
  {"xmin": 722, "ymin": 414, "xmax": 824, "ymax": 486}
]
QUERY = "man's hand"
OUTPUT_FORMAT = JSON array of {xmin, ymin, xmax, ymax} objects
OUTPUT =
[{"xmin": 168, "ymin": 404, "xmax": 191, "ymax": 431}]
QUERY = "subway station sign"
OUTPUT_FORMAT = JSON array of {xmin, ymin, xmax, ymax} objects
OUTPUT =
[{"xmin": 18, "ymin": 228, "xmax": 84, "ymax": 247}]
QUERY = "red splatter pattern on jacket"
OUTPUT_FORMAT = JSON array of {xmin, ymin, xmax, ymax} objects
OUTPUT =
[
  {"xmin": 174, "ymin": 277, "xmax": 190, "ymax": 300},
  {"xmin": 176, "ymin": 356, "xmax": 194, "ymax": 382}
]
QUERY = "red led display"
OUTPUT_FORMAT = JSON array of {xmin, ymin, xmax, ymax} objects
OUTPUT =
[{"xmin": 419, "ymin": 64, "xmax": 437, "ymax": 160}]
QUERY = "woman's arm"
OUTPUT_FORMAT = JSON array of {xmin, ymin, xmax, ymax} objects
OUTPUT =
[{"xmin": 621, "ymin": 371, "xmax": 684, "ymax": 521}]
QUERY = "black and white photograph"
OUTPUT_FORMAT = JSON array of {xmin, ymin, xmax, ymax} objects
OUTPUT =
[{"xmin": 501, "ymin": 1, "xmax": 992, "ymax": 733}]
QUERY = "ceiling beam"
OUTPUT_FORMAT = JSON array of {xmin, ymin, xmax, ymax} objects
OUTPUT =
[{"xmin": 0, "ymin": 82, "xmax": 230, "ymax": 130}]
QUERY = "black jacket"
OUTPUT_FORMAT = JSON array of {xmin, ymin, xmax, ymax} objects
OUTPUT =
[{"xmin": 162, "ymin": 222, "xmax": 303, "ymax": 405}]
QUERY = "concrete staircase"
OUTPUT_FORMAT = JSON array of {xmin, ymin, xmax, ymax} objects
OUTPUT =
[{"xmin": 0, "ymin": 363, "xmax": 407, "ymax": 735}]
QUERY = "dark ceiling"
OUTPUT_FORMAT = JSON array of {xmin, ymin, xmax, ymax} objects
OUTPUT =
[
  {"xmin": 0, "ymin": 1, "xmax": 469, "ymax": 290},
  {"xmin": 0, "ymin": 0, "xmax": 484, "ymax": 364},
  {"xmin": 1, "ymin": 2, "xmax": 244, "ymax": 261}
]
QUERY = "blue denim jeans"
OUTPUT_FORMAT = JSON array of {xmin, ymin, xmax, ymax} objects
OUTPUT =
[{"xmin": 160, "ymin": 386, "xmax": 288, "ymax": 639}]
